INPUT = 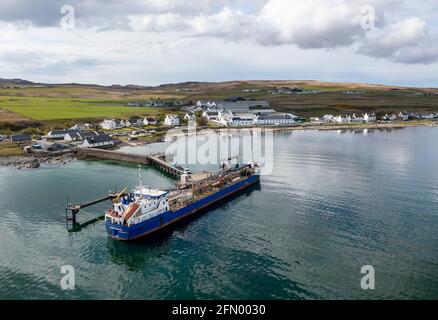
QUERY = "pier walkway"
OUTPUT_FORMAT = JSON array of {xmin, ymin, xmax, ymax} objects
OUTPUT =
[{"xmin": 77, "ymin": 148, "xmax": 184, "ymax": 177}]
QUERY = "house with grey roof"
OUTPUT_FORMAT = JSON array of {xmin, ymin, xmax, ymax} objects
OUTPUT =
[
  {"xmin": 64, "ymin": 131, "xmax": 99, "ymax": 142},
  {"xmin": 47, "ymin": 129, "xmax": 78, "ymax": 140},
  {"xmin": 143, "ymin": 117, "xmax": 158, "ymax": 125},
  {"xmin": 216, "ymin": 101, "xmax": 273, "ymax": 114},
  {"xmin": 11, "ymin": 134, "xmax": 32, "ymax": 143},
  {"xmin": 82, "ymin": 134, "xmax": 114, "ymax": 148},
  {"xmin": 255, "ymin": 113, "xmax": 298, "ymax": 126}
]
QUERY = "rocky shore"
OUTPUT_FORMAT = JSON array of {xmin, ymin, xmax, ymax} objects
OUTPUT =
[{"xmin": 0, "ymin": 152, "xmax": 76, "ymax": 169}]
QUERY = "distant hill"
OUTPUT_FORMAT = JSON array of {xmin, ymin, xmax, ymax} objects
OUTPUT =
[
  {"xmin": 1, "ymin": 78, "xmax": 438, "ymax": 121},
  {"xmin": 0, "ymin": 78, "xmax": 37, "ymax": 85},
  {"xmin": 0, "ymin": 77, "xmax": 437, "ymax": 91}
]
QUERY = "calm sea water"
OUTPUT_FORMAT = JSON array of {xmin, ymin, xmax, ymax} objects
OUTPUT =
[{"xmin": 1, "ymin": 127, "xmax": 438, "ymax": 300}]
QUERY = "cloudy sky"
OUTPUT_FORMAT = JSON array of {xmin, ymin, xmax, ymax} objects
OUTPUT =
[{"xmin": 0, "ymin": 0, "xmax": 437, "ymax": 87}]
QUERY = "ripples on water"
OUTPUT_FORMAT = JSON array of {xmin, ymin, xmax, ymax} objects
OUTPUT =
[{"xmin": 0, "ymin": 127, "xmax": 438, "ymax": 299}]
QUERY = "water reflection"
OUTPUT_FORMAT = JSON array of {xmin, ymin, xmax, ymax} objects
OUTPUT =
[{"xmin": 106, "ymin": 235, "xmax": 172, "ymax": 272}]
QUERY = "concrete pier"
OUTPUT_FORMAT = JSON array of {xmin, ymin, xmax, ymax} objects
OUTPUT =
[{"xmin": 77, "ymin": 148, "xmax": 184, "ymax": 176}]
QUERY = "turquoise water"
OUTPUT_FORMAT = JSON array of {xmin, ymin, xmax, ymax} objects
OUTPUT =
[{"xmin": 0, "ymin": 127, "xmax": 438, "ymax": 299}]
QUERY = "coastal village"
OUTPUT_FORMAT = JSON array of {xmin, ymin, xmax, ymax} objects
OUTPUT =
[{"xmin": 1, "ymin": 89, "xmax": 438, "ymax": 169}]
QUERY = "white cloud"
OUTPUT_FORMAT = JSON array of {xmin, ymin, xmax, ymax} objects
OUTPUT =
[
  {"xmin": 255, "ymin": 0, "xmax": 367, "ymax": 48},
  {"xmin": 127, "ymin": 0, "xmax": 438, "ymax": 65},
  {"xmin": 129, "ymin": 6, "xmax": 254, "ymax": 38},
  {"xmin": 0, "ymin": 0, "xmax": 437, "ymax": 85},
  {"xmin": 359, "ymin": 17, "xmax": 438, "ymax": 64}
]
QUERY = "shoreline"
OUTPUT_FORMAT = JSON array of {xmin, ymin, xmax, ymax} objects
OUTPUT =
[
  {"xmin": 1, "ymin": 121, "xmax": 437, "ymax": 169},
  {"xmin": 0, "ymin": 152, "xmax": 76, "ymax": 169},
  {"xmin": 217, "ymin": 120, "xmax": 438, "ymax": 133},
  {"xmin": 160, "ymin": 120, "xmax": 438, "ymax": 138}
]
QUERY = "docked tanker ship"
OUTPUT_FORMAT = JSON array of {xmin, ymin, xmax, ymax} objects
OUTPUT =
[{"xmin": 105, "ymin": 162, "xmax": 261, "ymax": 241}]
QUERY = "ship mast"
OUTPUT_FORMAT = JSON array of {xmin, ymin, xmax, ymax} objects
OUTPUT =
[{"xmin": 138, "ymin": 164, "xmax": 143, "ymax": 188}]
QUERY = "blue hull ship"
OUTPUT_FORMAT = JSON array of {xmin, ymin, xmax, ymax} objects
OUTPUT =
[{"xmin": 105, "ymin": 163, "xmax": 261, "ymax": 241}]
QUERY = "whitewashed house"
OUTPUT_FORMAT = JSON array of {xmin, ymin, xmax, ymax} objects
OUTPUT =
[
  {"xmin": 398, "ymin": 112, "xmax": 409, "ymax": 121},
  {"xmin": 202, "ymin": 111, "xmax": 220, "ymax": 122},
  {"xmin": 363, "ymin": 113, "xmax": 377, "ymax": 123},
  {"xmin": 310, "ymin": 117, "xmax": 322, "ymax": 124},
  {"xmin": 351, "ymin": 114, "xmax": 364, "ymax": 123},
  {"xmin": 184, "ymin": 113, "xmax": 196, "ymax": 122},
  {"xmin": 197, "ymin": 100, "xmax": 218, "ymax": 109},
  {"xmin": 255, "ymin": 113, "xmax": 298, "ymax": 126},
  {"xmin": 382, "ymin": 114, "xmax": 397, "ymax": 121},
  {"xmin": 421, "ymin": 113, "xmax": 435, "ymax": 120},
  {"xmin": 164, "ymin": 115, "xmax": 180, "ymax": 126},
  {"xmin": 218, "ymin": 109, "xmax": 234, "ymax": 125},
  {"xmin": 100, "ymin": 119, "xmax": 116, "ymax": 130},
  {"xmin": 227, "ymin": 115, "xmax": 257, "ymax": 127},
  {"xmin": 47, "ymin": 129, "xmax": 78, "ymax": 140},
  {"xmin": 82, "ymin": 134, "xmax": 114, "ymax": 148},
  {"xmin": 129, "ymin": 117, "xmax": 144, "ymax": 127},
  {"xmin": 65, "ymin": 131, "xmax": 98, "ymax": 142},
  {"xmin": 70, "ymin": 123, "xmax": 91, "ymax": 131},
  {"xmin": 143, "ymin": 117, "xmax": 157, "ymax": 125},
  {"xmin": 333, "ymin": 115, "xmax": 352, "ymax": 123},
  {"xmin": 100, "ymin": 119, "xmax": 129, "ymax": 130},
  {"xmin": 322, "ymin": 115, "xmax": 335, "ymax": 123}
]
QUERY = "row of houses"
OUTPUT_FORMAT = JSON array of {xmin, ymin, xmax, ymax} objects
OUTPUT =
[
  {"xmin": 47, "ymin": 129, "xmax": 114, "ymax": 148},
  {"xmin": 268, "ymin": 87, "xmax": 324, "ymax": 95},
  {"xmin": 383, "ymin": 112, "xmax": 438, "ymax": 121},
  {"xmin": 2, "ymin": 134, "xmax": 32, "ymax": 143},
  {"xmin": 2, "ymin": 129, "xmax": 114, "ymax": 149},
  {"xmin": 202, "ymin": 110, "xmax": 299, "ymax": 127},
  {"xmin": 127, "ymin": 100, "xmax": 174, "ymax": 108},
  {"xmin": 310, "ymin": 112, "xmax": 438, "ymax": 124},
  {"xmin": 100, "ymin": 117, "xmax": 158, "ymax": 130},
  {"xmin": 311, "ymin": 113, "xmax": 377, "ymax": 124}
]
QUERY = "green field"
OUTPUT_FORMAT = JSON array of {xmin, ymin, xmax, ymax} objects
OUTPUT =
[
  {"xmin": 1, "ymin": 80, "xmax": 437, "ymax": 125},
  {"xmin": 0, "ymin": 96, "xmax": 161, "ymax": 121}
]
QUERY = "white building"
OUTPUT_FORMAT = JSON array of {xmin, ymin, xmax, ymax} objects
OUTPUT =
[
  {"xmin": 218, "ymin": 109, "xmax": 234, "ymax": 125},
  {"xmin": 81, "ymin": 134, "xmax": 114, "ymax": 148},
  {"xmin": 70, "ymin": 123, "xmax": 91, "ymax": 131},
  {"xmin": 310, "ymin": 117, "xmax": 322, "ymax": 124},
  {"xmin": 363, "ymin": 113, "xmax": 377, "ymax": 123},
  {"xmin": 382, "ymin": 114, "xmax": 398, "ymax": 121},
  {"xmin": 321, "ymin": 115, "xmax": 335, "ymax": 123},
  {"xmin": 64, "ymin": 131, "xmax": 98, "ymax": 142},
  {"xmin": 197, "ymin": 100, "xmax": 218, "ymax": 109},
  {"xmin": 164, "ymin": 115, "xmax": 180, "ymax": 126},
  {"xmin": 255, "ymin": 113, "xmax": 298, "ymax": 126},
  {"xmin": 47, "ymin": 129, "xmax": 78, "ymax": 140},
  {"xmin": 129, "ymin": 117, "xmax": 144, "ymax": 127},
  {"xmin": 227, "ymin": 115, "xmax": 257, "ymax": 127},
  {"xmin": 143, "ymin": 117, "xmax": 157, "ymax": 125},
  {"xmin": 100, "ymin": 119, "xmax": 129, "ymax": 130},
  {"xmin": 184, "ymin": 113, "xmax": 196, "ymax": 122},
  {"xmin": 351, "ymin": 114, "xmax": 365, "ymax": 123},
  {"xmin": 202, "ymin": 111, "xmax": 220, "ymax": 122}
]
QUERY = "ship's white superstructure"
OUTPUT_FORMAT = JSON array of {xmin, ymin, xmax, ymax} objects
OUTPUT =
[{"xmin": 106, "ymin": 186, "xmax": 170, "ymax": 227}]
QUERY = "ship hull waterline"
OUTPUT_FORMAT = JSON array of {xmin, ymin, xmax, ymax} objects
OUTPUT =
[{"xmin": 106, "ymin": 174, "xmax": 260, "ymax": 241}]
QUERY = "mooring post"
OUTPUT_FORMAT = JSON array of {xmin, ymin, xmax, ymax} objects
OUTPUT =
[{"xmin": 72, "ymin": 210, "xmax": 78, "ymax": 224}]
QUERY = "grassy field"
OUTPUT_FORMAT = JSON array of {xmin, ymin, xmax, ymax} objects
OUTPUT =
[
  {"xmin": 0, "ymin": 96, "xmax": 163, "ymax": 121},
  {"xmin": 0, "ymin": 142, "xmax": 24, "ymax": 156},
  {"xmin": 0, "ymin": 80, "xmax": 437, "ymax": 131}
]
